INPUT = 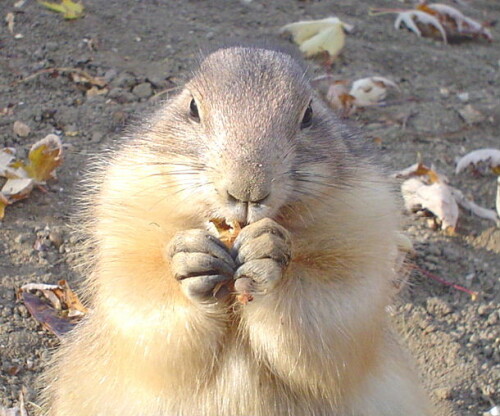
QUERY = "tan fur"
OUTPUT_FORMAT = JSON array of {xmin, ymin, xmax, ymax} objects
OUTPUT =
[{"xmin": 40, "ymin": 47, "xmax": 432, "ymax": 416}]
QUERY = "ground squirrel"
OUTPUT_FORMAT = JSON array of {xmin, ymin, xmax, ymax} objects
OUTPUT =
[{"xmin": 40, "ymin": 46, "xmax": 432, "ymax": 415}]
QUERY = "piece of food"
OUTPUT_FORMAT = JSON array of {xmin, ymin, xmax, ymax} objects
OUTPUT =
[
  {"xmin": 208, "ymin": 219, "xmax": 253, "ymax": 304},
  {"xmin": 207, "ymin": 218, "xmax": 241, "ymax": 249}
]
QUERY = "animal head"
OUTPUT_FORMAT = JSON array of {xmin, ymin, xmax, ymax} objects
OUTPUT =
[{"xmin": 147, "ymin": 46, "xmax": 353, "ymax": 225}]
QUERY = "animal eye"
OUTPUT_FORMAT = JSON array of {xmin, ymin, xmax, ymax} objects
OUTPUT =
[
  {"xmin": 301, "ymin": 102, "xmax": 313, "ymax": 129},
  {"xmin": 189, "ymin": 98, "xmax": 200, "ymax": 121}
]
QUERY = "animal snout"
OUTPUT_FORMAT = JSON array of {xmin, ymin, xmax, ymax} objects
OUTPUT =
[{"xmin": 225, "ymin": 184, "xmax": 270, "ymax": 205}]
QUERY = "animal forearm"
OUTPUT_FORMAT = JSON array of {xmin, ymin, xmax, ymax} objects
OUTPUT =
[{"xmin": 238, "ymin": 269, "xmax": 387, "ymax": 396}]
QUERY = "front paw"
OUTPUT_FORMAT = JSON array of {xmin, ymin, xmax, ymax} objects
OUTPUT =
[
  {"xmin": 168, "ymin": 230, "xmax": 236, "ymax": 303},
  {"xmin": 232, "ymin": 218, "xmax": 291, "ymax": 296}
]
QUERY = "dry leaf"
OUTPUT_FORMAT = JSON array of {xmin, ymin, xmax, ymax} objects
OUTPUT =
[
  {"xmin": 86, "ymin": 86, "xmax": 108, "ymax": 97},
  {"xmin": 0, "ymin": 135, "xmax": 63, "ymax": 219},
  {"xmin": 1, "ymin": 178, "xmax": 34, "ymax": 201},
  {"xmin": 373, "ymin": 2, "xmax": 492, "ymax": 43},
  {"xmin": 483, "ymin": 406, "xmax": 500, "ymax": 416},
  {"xmin": 325, "ymin": 80, "xmax": 355, "ymax": 116},
  {"xmin": 349, "ymin": 76, "xmax": 399, "ymax": 106},
  {"xmin": 397, "ymin": 161, "xmax": 457, "ymax": 230},
  {"xmin": 457, "ymin": 104, "xmax": 485, "ymax": 125},
  {"xmin": 20, "ymin": 280, "xmax": 88, "ymax": 338},
  {"xmin": 417, "ymin": 2, "xmax": 492, "ymax": 41},
  {"xmin": 395, "ymin": 9, "xmax": 448, "ymax": 42},
  {"xmin": 5, "ymin": 12, "xmax": 15, "ymax": 34},
  {"xmin": 37, "ymin": 0, "xmax": 84, "ymax": 19},
  {"xmin": 21, "ymin": 292, "xmax": 77, "ymax": 338},
  {"xmin": 455, "ymin": 148, "xmax": 500, "ymax": 174},
  {"xmin": 0, "ymin": 148, "xmax": 17, "ymax": 177},
  {"xmin": 393, "ymin": 161, "xmax": 445, "ymax": 183},
  {"xmin": 21, "ymin": 280, "xmax": 88, "ymax": 316},
  {"xmin": 57, "ymin": 279, "xmax": 88, "ymax": 317},
  {"xmin": 402, "ymin": 177, "xmax": 459, "ymax": 231},
  {"xmin": 24, "ymin": 134, "xmax": 63, "ymax": 182},
  {"xmin": 280, "ymin": 17, "xmax": 353, "ymax": 58},
  {"xmin": 13, "ymin": 121, "xmax": 31, "ymax": 137},
  {"xmin": 450, "ymin": 186, "xmax": 498, "ymax": 223},
  {"xmin": 397, "ymin": 156, "xmax": 499, "ymax": 229},
  {"xmin": 0, "ymin": 193, "xmax": 8, "ymax": 219},
  {"xmin": 455, "ymin": 148, "xmax": 500, "ymax": 218},
  {"xmin": 318, "ymin": 75, "xmax": 399, "ymax": 116}
]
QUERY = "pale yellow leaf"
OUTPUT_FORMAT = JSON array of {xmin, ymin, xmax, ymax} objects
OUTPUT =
[
  {"xmin": 300, "ymin": 25, "xmax": 345, "ymax": 58},
  {"xmin": 0, "ymin": 193, "xmax": 8, "ymax": 220},
  {"xmin": 280, "ymin": 17, "xmax": 352, "ymax": 58},
  {"xmin": 24, "ymin": 134, "xmax": 63, "ymax": 182},
  {"xmin": 38, "ymin": 0, "xmax": 84, "ymax": 19}
]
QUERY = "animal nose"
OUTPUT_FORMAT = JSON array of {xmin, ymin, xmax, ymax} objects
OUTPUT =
[{"xmin": 226, "ymin": 188, "xmax": 270, "ymax": 205}]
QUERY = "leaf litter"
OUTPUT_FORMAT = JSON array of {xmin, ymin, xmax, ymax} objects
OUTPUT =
[
  {"xmin": 455, "ymin": 148, "xmax": 500, "ymax": 218},
  {"xmin": 395, "ymin": 159, "xmax": 498, "ymax": 232},
  {"xmin": 371, "ymin": 1, "xmax": 493, "ymax": 43},
  {"xmin": 313, "ymin": 75, "xmax": 399, "ymax": 117},
  {"xmin": 455, "ymin": 148, "xmax": 500, "ymax": 175},
  {"xmin": 0, "ymin": 135, "xmax": 63, "ymax": 219},
  {"xmin": 19, "ymin": 280, "xmax": 88, "ymax": 339}
]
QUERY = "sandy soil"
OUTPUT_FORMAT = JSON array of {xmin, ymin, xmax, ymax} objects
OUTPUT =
[{"xmin": 0, "ymin": 0, "xmax": 499, "ymax": 415}]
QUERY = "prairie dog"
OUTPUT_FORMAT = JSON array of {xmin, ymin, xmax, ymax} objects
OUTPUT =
[{"xmin": 40, "ymin": 46, "xmax": 432, "ymax": 416}]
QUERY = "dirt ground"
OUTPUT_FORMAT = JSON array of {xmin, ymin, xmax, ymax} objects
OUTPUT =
[{"xmin": 0, "ymin": 0, "xmax": 499, "ymax": 414}]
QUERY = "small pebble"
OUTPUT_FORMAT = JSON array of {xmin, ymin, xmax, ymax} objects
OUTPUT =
[
  {"xmin": 132, "ymin": 82, "xmax": 153, "ymax": 99},
  {"xmin": 49, "ymin": 230, "xmax": 64, "ymax": 248},
  {"xmin": 13, "ymin": 120, "xmax": 30, "ymax": 137},
  {"xmin": 14, "ymin": 233, "xmax": 31, "ymax": 244},
  {"xmin": 433, "ymin": 387, "xmax": 453, "ymax": 400}
]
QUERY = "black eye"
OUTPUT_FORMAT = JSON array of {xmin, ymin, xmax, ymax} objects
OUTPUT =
[
  {"xmin": 189, "ymin": 98, "xmax": 200, "ymax": 121},
  {"xmin": 301, "ymin": 102, "xmax": 313, "ymax": 129}
]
